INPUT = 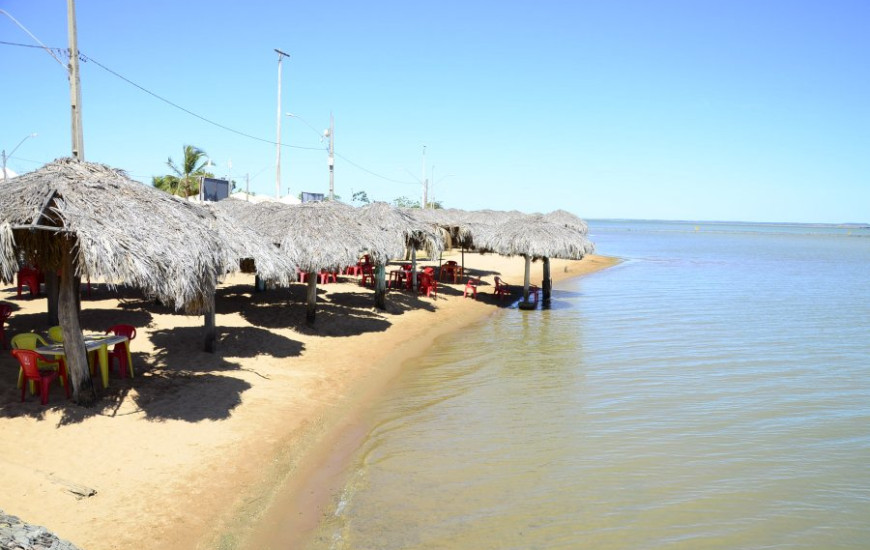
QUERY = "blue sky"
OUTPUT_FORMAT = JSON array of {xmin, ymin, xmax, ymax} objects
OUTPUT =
[{"xmin": 2, "ymin": 0, "xmax": 868, "ymax": 223}]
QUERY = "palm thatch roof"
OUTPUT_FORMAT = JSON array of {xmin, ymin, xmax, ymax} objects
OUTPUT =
[
  {"xmin": 281, "ymin": 200, "xmax": 404, "ymax": 270},
  {"xmin": 542, "ymin": 209, "xmax": 590, "ymax": 234},
  {"xmin": 476, "ymin": 214, "xmax": 595, "ymax": 260},
  {"xmin": 357, "ymin": 202, "xmax": 445, "ymax": 260},
  {"xmin": 0, "ymin": 158, "xmax": 224, "ymax": 313},
  {"xmin": 211, "ymin": 197, "xmax": 283, "ymax": 243},
  {"xmin": 198, "ymin": 202, "xmax": 297, "ymax": 285}
]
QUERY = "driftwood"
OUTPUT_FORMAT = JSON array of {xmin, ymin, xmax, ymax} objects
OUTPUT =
[{"xmin": 48, "ymin": 474, "xmax": 98, "ymax": 500}]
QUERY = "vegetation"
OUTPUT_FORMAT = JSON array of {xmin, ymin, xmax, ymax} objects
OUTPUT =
[
  {"xmin": 352, "ymin": 190, "xmax": 370, "ymax": 205},
  {"xmin": 152, "ymin": 145, "xmax": 214, "ymax": 197},
  {"xmin": 392, "ymin": 196, "xmax": 443, "ymax": 209}
]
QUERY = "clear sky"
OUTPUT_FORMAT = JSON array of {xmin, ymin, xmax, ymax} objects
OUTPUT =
[{"xmin": 2, "ymin": 0, "xmax": 868, "ymax": 223}]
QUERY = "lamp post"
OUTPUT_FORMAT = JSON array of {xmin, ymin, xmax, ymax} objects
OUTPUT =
[
  {"xmin": 2, "ymin": 133, "xmax": 37, "ymax": 182},
  {"xmin": 274, "ymin": 48, "xmax": 290, "ymax": 199},
  {"xmin": 286, "ymin": 112, "xmax": 334, "ymax": 199}
]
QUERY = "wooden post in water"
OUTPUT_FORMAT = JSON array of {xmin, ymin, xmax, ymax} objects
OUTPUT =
[
  {"xmin": 306, "ymin": 274, "xmax": 318, "ymax": 324},
  {"xmin": 519, "ymin": 254, "xmax": 536, "ymax": 310},
  {"xmin": 542, "ymin": 256, "xmax": 552, "ymax": 302},
  {"xmin": 374, "ymin": 264, "xmax": 387, "ymax": 310},
  {"xmin": 58, "ymin": 241, "xmax": 96, "ymax": 404}
]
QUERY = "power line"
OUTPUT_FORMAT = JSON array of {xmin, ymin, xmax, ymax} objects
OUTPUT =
[
  {"xmin": 2, "ymin": 40, "xmax": 418, "ymax": 185},
  {"xmin": 334, "ymin": 151, "xmax": 417, "ymax": 185},
  {"xmin": 81, "ymin": 53, "xmax": 325, "ymax": 151}
]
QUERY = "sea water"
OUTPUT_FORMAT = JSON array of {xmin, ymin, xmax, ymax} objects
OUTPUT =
[{"xmin": 301, "ymin": 220, "xmax": 870, "ymax": 549}]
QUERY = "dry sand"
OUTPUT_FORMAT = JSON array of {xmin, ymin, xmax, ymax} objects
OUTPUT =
[{"xmin": 0, "ymin": 251, "xmax": 617, "ymax": 550}]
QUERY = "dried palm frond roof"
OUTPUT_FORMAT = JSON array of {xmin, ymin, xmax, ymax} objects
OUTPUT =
[
  {"xmin": 0, "ymin": 158, "xmax": 224, "ymax": 313},
  {"xmin": 541, "ymin": 209, "xmax": 590, "ymax": 234},
  {"xmin": 197, "ymin": 202, "xmax": 296, "ymax": 285},
  {"xmin": 278, "ymin": 200, "xmax": 401, "ymax": 270},
  {"xmin": 476, "ymin": 214, "xmax": 595, "ymax": 260},
  {"xmin": 357, "ymin": 202, "xmax": 445, "ymax": 259}
]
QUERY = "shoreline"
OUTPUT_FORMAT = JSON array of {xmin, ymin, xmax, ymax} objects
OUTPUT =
[
  {"xmin": 0, "ymin": 252, "xmax": 618, "ymax": 550},
  {"xmin": 223, "ymin": 253, "xmax": 620, "ymax": 550}
]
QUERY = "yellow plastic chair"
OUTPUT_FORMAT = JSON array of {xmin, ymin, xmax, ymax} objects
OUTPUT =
[
  {"xmin": 48, "ymin": 325, "xmax": 64, "ymax": 343},
  {"xmin": 11, "ymin": 332, "xmax": 59, "ymax": 391}
]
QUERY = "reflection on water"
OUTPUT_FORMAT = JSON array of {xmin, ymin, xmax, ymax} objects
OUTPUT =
[{"xmin": 301, "ymin": 221, "xmax": 870, "ymax": 549}]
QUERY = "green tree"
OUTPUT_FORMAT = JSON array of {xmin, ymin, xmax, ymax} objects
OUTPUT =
[
  {"xmin": 152, "ymin": 145, "xmax": 212, "ymax": 197},
  {"xmin": 393, "ymin": 196, "xmax": 420, "ymax": 208},
  {"xmin": 352, "ymin": 191, "xmax": 370, "ymax": 205}
]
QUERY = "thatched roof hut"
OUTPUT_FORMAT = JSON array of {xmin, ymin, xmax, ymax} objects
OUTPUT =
[
  {"xmin": 0, "ymin": 158, "xmax": 224, "ymax": 312},
  {"xmin": 542, "ymin": 209, "xmax": 590, "ymax": 234},
  {"xmin": 198, "ymin": 202, "xmax": 296, "ymax": 285},
  {"xmin": 0, "ymin": 158, "xmax": 230, "ymax": 401},
  {"xmin": 477, "ymin": 214, "xmax": 594, "ymax": 260},
  {"xmin": 477, "ymin": 213, "xmax": 594, "ymax": 307},
  {"xmin": 357, "ymin": 202, "xmax": 445, "ymax": 260}
]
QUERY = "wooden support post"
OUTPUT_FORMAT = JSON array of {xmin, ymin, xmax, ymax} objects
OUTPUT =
[
  {"xmin": 45, "ymin": 270, "xmax": 59, "ymax": 326},
  {"xmin": 74, "ymin": 275, "xmax": 82, "ymax": 313},
  {"xmin": 58, "ymin": 242, "xmax": 96, "ymax": 404},
  {"xmin": 542, "ymin": 256, "xmax": 552, "ymax": 302},
  {"xmin": 374, "ymin": 264, "xmax": 387, "ymax": 310},
  {"xmin": 203, "ymin": 289, "xmax": 217, "ymax": 353},
  {"xmin": 518, "ymin": 254, "xmax": 536, "ymax": 310},
  {"xmin": 306, "ymin": 274, "xmax": 318, "ymax": 325},
  {"xmin": 411, "ymin": 247, "xmax": 418, "ymax": 292}
]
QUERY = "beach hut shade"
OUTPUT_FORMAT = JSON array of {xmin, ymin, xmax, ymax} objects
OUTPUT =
[
  {"xmin": 198, "ymin": 202, "xmax": 296, "ymax": 285},
  {"xmin": 357, "ymin": 202, "xmax": 445, "ymax": 260},
  {"xmin": 0, "ymin": 158, "xmax": 224, "ymax": 313},
  {"xmin": 477, "ymin": 214, "xmax": 594, "ymax": 260},
  {"xmin": 542, "ymin": 209, "xmax": 590, "ymax": 234},
  {"xmin": 0, "ymin": 158, "xmax": 232, "ymax": 401}
]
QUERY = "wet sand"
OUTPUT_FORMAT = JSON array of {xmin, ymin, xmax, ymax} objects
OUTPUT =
[{"xmin": 0, "ymin": 251, "xmax": 616, "ymax": 550}]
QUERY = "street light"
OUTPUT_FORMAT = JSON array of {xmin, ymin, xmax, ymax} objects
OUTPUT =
[
  {"xmin": 274, "ymin": 48, "xmax": 290, "ymax": 199},
  {"xmin": 286, "ymin": 112, "xmax": 335, "ymax": 200},
  {"xmin": 2, "ymin": 133, "xmax": 37, "ymax": 182}
]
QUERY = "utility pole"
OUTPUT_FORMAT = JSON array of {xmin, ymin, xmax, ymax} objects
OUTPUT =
[
  {"xmin": 327, "ymin": 112, "xmax": 335, "ymax": 200},
  {"xmin": 274, "ymin": 49, "xmax": 290, "ymax": 198},
  {"xmin": 421, "ymin": 145, "xmax": 427, "ymax": 209},
  {"xmin": 67, "ymin": 0, "xmax": 84, "ymax": 160}
]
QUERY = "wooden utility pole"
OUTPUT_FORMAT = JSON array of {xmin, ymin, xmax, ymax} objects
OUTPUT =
[{"xmin": 67, "ymin": 0, "xmax": 84, "ymax": 160}]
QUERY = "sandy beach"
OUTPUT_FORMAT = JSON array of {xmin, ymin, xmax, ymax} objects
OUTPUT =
[{"xmin": 0, "ymin": 251, "xmax": 616, "ymax": 550}]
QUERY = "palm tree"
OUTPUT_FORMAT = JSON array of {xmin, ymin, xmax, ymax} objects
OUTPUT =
[{"xmin": 152, "ymin": 145, "xmax": 211, "ymax": 198}]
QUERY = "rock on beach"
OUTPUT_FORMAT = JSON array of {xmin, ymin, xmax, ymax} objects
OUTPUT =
[{"xmin": 0, "ymin": 511, "xmax": 82, "ymax": 550}]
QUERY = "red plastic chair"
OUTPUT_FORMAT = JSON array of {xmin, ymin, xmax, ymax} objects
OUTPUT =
[
  {"xmin": 440, "ymin": 260, "xmax": 460, "ymax": 283},
  {"xmin": 12, "ymin": 349, "xmax": 69, "ymax": 405},
  {"xmin": 319, "ymin": 269, "xmax": 338, "ymax": 284},
  {"xmin": 360, "ymin": 264, "xmax": 375, "ymax": 287},
  {"xmin": 0, "ymin": 303, "xmax": 12, "ymax": 349},
  {"xmin": 16, "ymin": 267, "xmax": 41, "ymax": 298},
  {"xmin": 419, "ymin": 273, "xmax": 438, "ymax": 298},
  {"xmin": 493, "ymin": 276, "xmax": 513, "ymax": 300},
  {"xmin": 464, "ymin": 277, "xmax": 480, "ymax": 299},
  {"xmin": 106, "ymin": 324, "xmax": 136, "ymax": 378}
]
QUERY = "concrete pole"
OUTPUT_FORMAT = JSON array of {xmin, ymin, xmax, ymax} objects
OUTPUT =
[
  {"xmin": 328, "ymin": 112, "xmax": 335, "ymax": 200},
  {"xmin": 275, "ymin": 49, "xmax": 290, "ymax": 198},
  {"xmin": 67, "ymin": 0, "xmax": 84, "ymax": 160}
]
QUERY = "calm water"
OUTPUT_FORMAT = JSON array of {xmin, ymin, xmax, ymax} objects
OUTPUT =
[{"xmin": 302, "ymin": 220, "xmax": 870, "ymax": 549}]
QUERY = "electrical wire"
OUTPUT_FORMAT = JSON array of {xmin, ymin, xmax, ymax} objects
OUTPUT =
[{"xmin": 3, "ymin": 40, "xmax": 419, "ymax": 184}]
